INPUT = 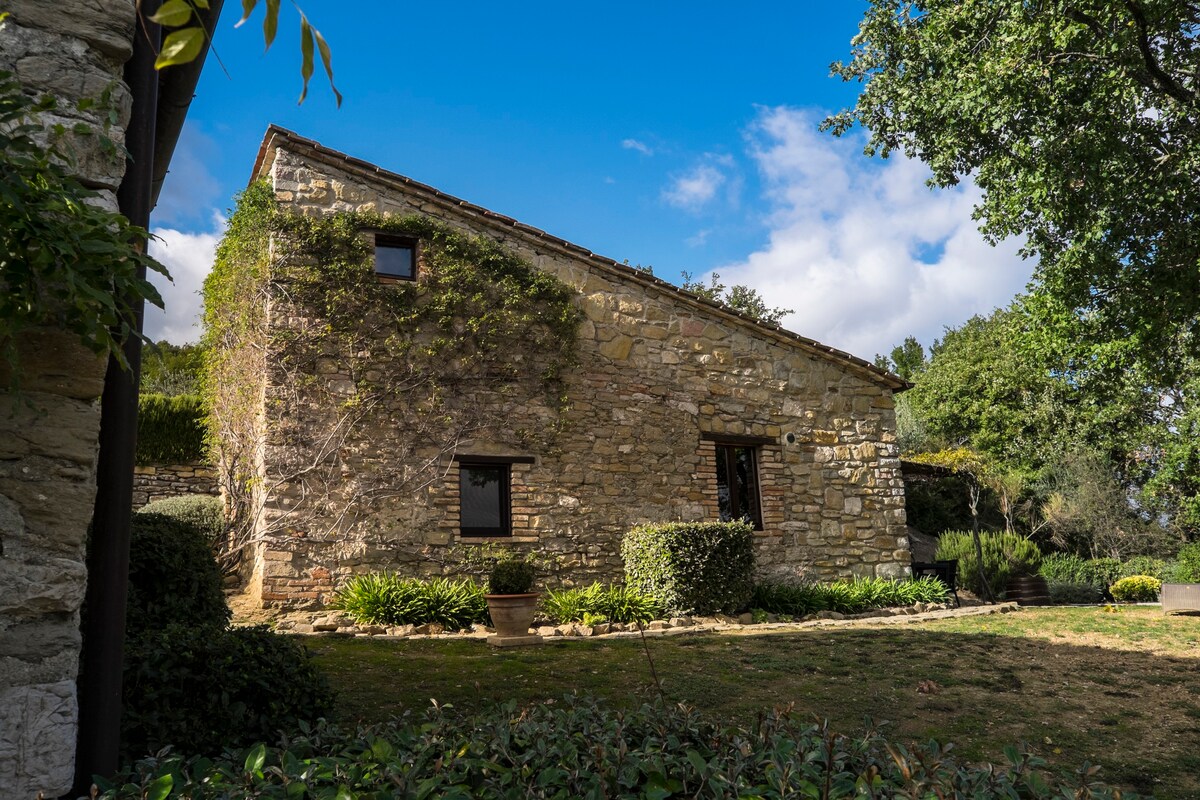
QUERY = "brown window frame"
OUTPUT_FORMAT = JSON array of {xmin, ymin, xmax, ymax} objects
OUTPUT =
[
  {"xmin": 372, "ymin": 232, "xmax": 419, "ymax": 282},
  {"xmin": 713, "ymin": 442, "xmax": 763, "ymax": 530}
]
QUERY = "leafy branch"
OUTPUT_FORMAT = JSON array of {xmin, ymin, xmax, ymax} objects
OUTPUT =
[
  {"xmin": 0, "ymin": 70, "xmax": 167, "ymax": 386},
  {"xmin": 149, "ymin": 0, "xmax": 342, "ymax": 106}
]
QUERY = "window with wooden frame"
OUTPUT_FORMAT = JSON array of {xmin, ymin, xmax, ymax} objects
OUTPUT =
[
  {"xmin": 373, "ymin": 233, "xmax": 418, "ymax": 281},
  {"xmin": 453, "ymin": 455, "xmax": 533, "ymax": 538},
  {"xmin": 705, "ymin": 436, "xmax": 765, "ymax": 530}
]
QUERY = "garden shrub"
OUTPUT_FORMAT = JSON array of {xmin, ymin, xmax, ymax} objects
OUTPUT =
[
  {"xmin": 101, "ymin": 696, "xmax": 1133, "ymax": 799},
  {"xmin": 1038, "ymin": 552, "xmax": 1093, "ymax": 585},
  {"xmin": 935, "ymin": 531, "xmax": 1043, "ymax": 599},
  {"xmin": 135, "ymin": 393, "xmax": 207, "ymax": 464},
  {"xmin": 125, "ymin": 511, "xmax": 230, "ymax": 637},
  {"xmin": 135, "ymin": 494, "xmax": 224, "ymax": 548},
  {"xmin": 329, "ymin": 574, "xmax": 487, "ymax": 629},
  {"xmin": 1109, "ymin": 575, "xmax": 1162, "ymax": 603},
  {"xmin": 1176, "ymin": 542, "xmax": 1200, "ymax": 582},
  {"xmin": 751, "ymin": 577, "xmax": 949, "ymax": 616},
  {"xmin": 540, "ymin": 583, "xmax": 662, "ymax": 624},
  {"xmin": 121, "ymin": 624, "xmax": 333, "ymax": 760},
  {"xmin": 1047, "ymin": 581, "xmax": 1104, "ymax": 605},
  {"xmin": 1082, "ymin": 558, "xmax": 1122, "ymax": 591},
  {"xmin": 1119, "ymin": 556, "xmax": 1177, "ymax": 583},
  {"xmin": 622, "ymin": 521, "xmax": 755, "ymax": 615}
]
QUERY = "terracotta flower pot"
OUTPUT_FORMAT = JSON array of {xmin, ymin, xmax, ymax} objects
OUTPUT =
[{"xmin": 484, "ymin": 593, "xmax": 542, "ymax": 646}]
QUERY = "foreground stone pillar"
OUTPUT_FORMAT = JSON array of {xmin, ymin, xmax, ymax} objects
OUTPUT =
[
  {"xmin": 0, "ymin": 3, "xmax": 135, "ymax": 795},
  {"xmin": 0, "ymin": 331, "xmax": 108, "ymax": 797}
]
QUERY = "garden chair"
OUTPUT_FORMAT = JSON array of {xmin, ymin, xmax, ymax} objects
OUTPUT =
[{"xmin": 911, "ymin": 559, "xmax": 960, "ymax": 608}]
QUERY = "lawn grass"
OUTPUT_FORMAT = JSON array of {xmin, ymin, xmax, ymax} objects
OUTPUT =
[{"xmin": 306, "ymin": 606, "xmax": 1200, "ymax": 798}]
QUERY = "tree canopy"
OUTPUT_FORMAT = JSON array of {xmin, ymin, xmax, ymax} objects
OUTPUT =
[{"xmin": 827, "ymin": 1, "xmax": 1200, "ymax": 373}]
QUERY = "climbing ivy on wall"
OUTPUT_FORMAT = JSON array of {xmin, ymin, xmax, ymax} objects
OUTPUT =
[{"xmin": 202, "ymin": 182, "xmax": 581, "ymax": 569}]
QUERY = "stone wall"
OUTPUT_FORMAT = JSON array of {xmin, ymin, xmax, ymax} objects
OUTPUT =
[
  {"xmin": 237, "ymin": 137, "xmax": 909, "ymax": 610},
  {"xmin": 0, "ymin": 3, "xmax": 135, "ymax": 796},
  {"xmin": 133, "ymin": 463, "xmax": 219, "ymax": 507}
]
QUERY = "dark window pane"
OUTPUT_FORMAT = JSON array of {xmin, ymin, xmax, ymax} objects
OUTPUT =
[
  {"xmin": 714, "ymin": 444, "xmax": 762, "ymax": 529},
  {"xmin": 716, "ymin": 451, "xmax": 734, "ymax": 522},
  {"xmin": 734, "ymin": 447, "xmax": 761, "ymax": 527},
  {"xmin": 460, "ymin": 465, "xmax": 508, "ymax": 535},
  {"xmin": 375, "ymin": 237, "xmax": 415, "ymax": 279}
]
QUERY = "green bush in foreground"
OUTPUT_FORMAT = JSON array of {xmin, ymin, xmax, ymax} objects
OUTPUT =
[
  {"xmin": 100, "ymin": 697, "xmax": 1135, "ymax": 799},
  {"xmin": 122, "ymin": 624, "xmax": 333, "ymax": 761},
  {"xmin": 623, "ymin": 521, "xmax": 755, "ymax": 615},
  {"xmin": 752, "ymin": 576, "xmax": 949, "ymax": 617},
  {"xmin": 1109, "ymin": 575, "xmax": 1162, "ymax": 603},
  {"xmin": 540, "ymin": 582, "xmax": 662, "ymax": 624},
  {"xmin": 329, "ymin": 574, "xmax": 487, "ymax": 629},
  {"xmin": 125, "ymin": 511, "xmax": 230, "ymax": 637},
  {"xmin": 936, "ymin": 531, "xmax": 1042, "ymax": 599}
]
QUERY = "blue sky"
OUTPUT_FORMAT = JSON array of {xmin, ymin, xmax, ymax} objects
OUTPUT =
[{"xmin": 146, "ymin": 1, "xmax": 1033, "ymax": 359}]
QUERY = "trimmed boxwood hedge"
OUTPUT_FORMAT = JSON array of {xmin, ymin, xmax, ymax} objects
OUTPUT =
[
  {"xmin": 136, "ymin": 392, "xmax": 207, "ymax": 464},
  {"xmin": 135, "ymin": 494, "xmax": 224, "ymax": 548},
  {"xmin": 622, "ymin": 521, "xmax": 755, "ymax": 615}
]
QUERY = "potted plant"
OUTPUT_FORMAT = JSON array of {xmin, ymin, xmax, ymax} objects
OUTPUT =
[{"xmin": 484, "ymin": 558, "xmax": 543, "ymax": 647}]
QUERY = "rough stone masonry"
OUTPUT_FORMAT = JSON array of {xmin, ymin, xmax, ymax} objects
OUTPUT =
[
  {"xmin": 0, "ymin": 2, "xmax": 136, "ymax": 796},
  {"xmin": 221, "ymin": 128, "xmax": 913, "ymax": 612}
]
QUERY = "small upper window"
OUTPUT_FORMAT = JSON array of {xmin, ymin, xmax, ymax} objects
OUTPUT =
[{"xmin": 374, "ymin": 234, "xmax": 417, "ymax": 281}]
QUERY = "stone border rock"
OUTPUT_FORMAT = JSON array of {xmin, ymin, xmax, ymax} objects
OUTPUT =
[{"xmin": 270, "ymin": 602, "xmax": 1020, "ymax": 641}]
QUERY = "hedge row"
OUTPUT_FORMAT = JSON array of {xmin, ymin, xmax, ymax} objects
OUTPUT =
[{"xmin": 136, "ymin": 393, "xmax": 206, "ymax": 464}]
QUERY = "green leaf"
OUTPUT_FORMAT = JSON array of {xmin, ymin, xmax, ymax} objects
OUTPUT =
[
  {"xmin": 263, "ymin": 0, "xmax": 279, "ymax": 50},
  {"xmin": 244, "ymin": 742, "xmax": 267, "ymax": 774},
  {"xmin": 297, "ymin": 14, "xmax": 314, "ymax": 104},
  {"xmin": 147, "ymin": 773, "xmax": 173, "ymax": 800},
  {"xmin": 235, "ymin": 0, "xmax": 257, "ymax": 26},
  {"xmin": 150, "ymin": 0, "xmax": 194, "ymax": 28},
  {"xmin": 154, "ymin": 27, "xmax": 205, "ymax": 69},
  {"xmin": 312, "ymin": 26, "xmax": 342, "ymax": 107}
]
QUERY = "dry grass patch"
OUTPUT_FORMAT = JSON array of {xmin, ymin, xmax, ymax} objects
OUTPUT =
[{"xmin": 306, "ymin": 606, "xmax": 1200, "ymax": 797}]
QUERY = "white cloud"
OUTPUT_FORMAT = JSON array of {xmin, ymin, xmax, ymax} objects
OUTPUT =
[
  {"xmin": 714, "ymin": 106, "xmax": 1034, "ymax": 359},
  {"xmin": 621, "ymin": 138, "xmax": 653, "ymax": 156},
  {"xmin": 153, "ymin": 125, "xmax": 223, "ymax": 228},
  {"xmin": 144, "ymin": 211, "xmax": 224, "ymax": 344},
  {"xmin": 663, "ymin": 153, "xmax": 739, "ymax": 211}
]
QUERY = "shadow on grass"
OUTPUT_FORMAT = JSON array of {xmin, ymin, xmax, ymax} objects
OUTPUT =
[{"xmin": 307, "ymin": 622, "xmax": 1200, "ymax": 797}]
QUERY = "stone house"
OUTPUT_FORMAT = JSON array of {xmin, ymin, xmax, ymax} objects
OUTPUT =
[{"xmin": 219, "ymin": 126, "xmax": 911, "ymax": 610}]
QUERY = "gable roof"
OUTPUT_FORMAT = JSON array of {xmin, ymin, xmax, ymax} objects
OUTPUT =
[{"xmin": 253, "ymin": 125, "xmax": 909, "ymax": 392}]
